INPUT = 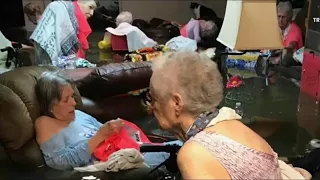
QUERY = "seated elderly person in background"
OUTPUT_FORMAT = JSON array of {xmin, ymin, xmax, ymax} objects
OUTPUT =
[
  {"xmin": 106, "ymin": 11, "xmax": 157, "ymax": 52},
  {"xmin": 24, "ymin": 3, "xmax": 43, "ymax": 25},
  {"xmin": 270, "ymin": 1, "xmax": 303, "ymax": 66},
  {"xmin": 35, "ymin": 71, "xmax": 182, "ymax": 170},
  {"xmin": 31, "ymin": 0, "xmax": 97, "ymax": 65},
  {"xmin": 148, "ymin": 52, "xmax": 282, "ymax": 179},
  {"xmin": 180, "ymin": 18, "xmax": 217, "ymax": 43}
]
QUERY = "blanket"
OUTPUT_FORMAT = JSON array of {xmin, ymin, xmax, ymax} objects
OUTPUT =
[
  {"xmin": 74, "ymin": 148, "xmax": 149, "ymax": 172},
  {"xmin": 30, "ymin": 1, "xmax": 79, "ymax": 65},
  {"xmin": 278, "ymin": 160, "xmax": 312, "ymax": 179},
  {"xmin": 106, "ymin": 22, "xmax": 157, "ymax": 52},
  {"xmin": 165, "ymin": 36, "xmax": 197, "ymax": 52},
  {"xmin": 0, "ymin": 31, "xmax": 12, "ymax": 61},
  {"xmin": 0, "ymin": 31, "xmax": 14, "ymax": 73}
]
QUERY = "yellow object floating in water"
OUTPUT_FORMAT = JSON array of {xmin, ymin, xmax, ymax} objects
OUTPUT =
[
  {"xmin": 98, "ymin": 32, "xmax": 111, "ymax": 49},
  {"xmin": 98, "ymin": 40, "xmax": 111, "ymax": 50},
  {"xmin": 99, "ymin": 50, "xmax": 112, "ymax": 61}
]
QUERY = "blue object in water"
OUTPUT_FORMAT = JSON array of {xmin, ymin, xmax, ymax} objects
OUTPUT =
[{"xmin": 226, "ymin": 58, "xmax": 257, "ymax": 72}]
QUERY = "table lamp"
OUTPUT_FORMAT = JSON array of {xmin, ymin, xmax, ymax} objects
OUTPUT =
[{"xmin": 217, "ymin": 0, "xmax": 284, "ymax": 50}]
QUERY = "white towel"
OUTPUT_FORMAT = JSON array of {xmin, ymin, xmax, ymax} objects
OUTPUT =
[
  {"xmin": 74, "ymin": 148, "xmax": 149, "ymax": 172},
  {"xmin": 278, "ymin": 160, "xmax": 312, "ymax": 180},
  {"xmin": 165, "ymin": 36, "xmax": 197, "ymax": 52},
  {"xmin": 106, "ymin": 22, "xmax": 157, "ymax": 52},
  {"xmin": 0, "ymin": 31, "xmax": 12, "ymax": 62},
  {"xmin": 200, "ymin": 48, "xmax": 216, "ymax": 59},
  {"xmin": 0, "ymin": 31, "xmax": 14, "ymax": 73}
]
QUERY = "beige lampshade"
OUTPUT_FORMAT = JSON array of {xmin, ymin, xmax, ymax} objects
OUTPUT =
[{"xmin": 217, "ymin": 0, "xmax": 284, "ymax": 50}]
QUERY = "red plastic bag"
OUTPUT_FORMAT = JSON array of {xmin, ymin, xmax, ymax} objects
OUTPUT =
[{"xmin": 93, "ymin": 120, "xmax": 151, "ymax": 161}]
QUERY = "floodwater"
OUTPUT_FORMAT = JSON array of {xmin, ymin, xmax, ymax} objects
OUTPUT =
[{"xmin": 86, "ymin": 32, "xmax": 315, "ymax": 157}]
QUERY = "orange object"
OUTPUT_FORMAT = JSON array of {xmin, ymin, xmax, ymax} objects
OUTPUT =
[
  {"xmin": 93, "ymin": 120, "xmax": 151, "ymax": 161},
  {"xmin": 137, "ymin": 47, "xmax": 154, "ymax": 53}
]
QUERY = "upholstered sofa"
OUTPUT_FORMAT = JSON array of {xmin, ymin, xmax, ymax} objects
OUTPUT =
[{"xmin": 0, "ymin": 62, "xmax": 166, "ymax": 180}]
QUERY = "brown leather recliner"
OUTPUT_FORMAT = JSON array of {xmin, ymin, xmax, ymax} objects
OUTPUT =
[{"xmin": 0, "ymin": 62, "xmax": 165, "ymax": 180}]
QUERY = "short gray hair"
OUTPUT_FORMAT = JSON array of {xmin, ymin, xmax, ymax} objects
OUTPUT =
[
  {"xmin": 35, "ymin": 71, "xmax": 75, "ymax": 118},
  {"xmin": 199, "ymin": 20, "xmax": 217, "ymax": 38},
  {"xmin": 116, "ymin": 11, "xmax": 133, "ymax": 26},
  {"xmin": 277, "ymin": 1, "xmax": 293, "ymax": 18},
  {"xmin": 152, "ymin": 52, "xmax": 223, "ymax": 115}
]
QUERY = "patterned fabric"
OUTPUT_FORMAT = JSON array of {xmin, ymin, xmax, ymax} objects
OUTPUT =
[
  {"xmin": 124, "ymin": 45, "xmax": 172, "ymax": 62},
  {"xmin": 185, "ymin": 111, "xmax": 219, "ymax": 140},
  {"xmin": 187, "ymin": 107, "xmax": 281, "ymax": 179},
  {"xmin": 191, "ymin": 132, "xmax": 282, "ymax": 179},
  {"xmin": 30, "ymin": 1, "xmax": 79, "ymax": 65}
]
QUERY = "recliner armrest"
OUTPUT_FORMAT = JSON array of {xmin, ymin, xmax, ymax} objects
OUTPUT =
[{"xmin": 76, "ymin": 62, "xmax": 152, "ymax": 100}]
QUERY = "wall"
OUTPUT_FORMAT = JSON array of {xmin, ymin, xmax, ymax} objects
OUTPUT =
[{"xmin": 119, "ymin": 0, "xmax": 227, "ymax": 24}]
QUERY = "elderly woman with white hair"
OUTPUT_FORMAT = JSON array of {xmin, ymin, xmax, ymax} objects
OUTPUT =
[
  {"xmin": 148, "ymin": 52, "xmax": 282, "ymax": 179},
  {"xmin": 106, "ymin": 11, "xmax": 157, "ymax": 51},
  {"xmin": 271, "ymin": 1, "xmax": 303, "ymax": 65},
  {"xmin": 115, "ymin": 11, "xmax": 133, "ymax": 26}
]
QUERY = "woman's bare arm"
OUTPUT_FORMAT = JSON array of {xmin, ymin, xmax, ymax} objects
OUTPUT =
[{"xmin": 35, "ymin": 116, "xmax": 105, "ymax": 153}]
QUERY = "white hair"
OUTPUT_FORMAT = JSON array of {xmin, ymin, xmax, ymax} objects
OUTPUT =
[
  {"xmin": 116, "ymin": 11, "xmax": 133, "ymax": 26},
  {"xmin": 78, "ymin": 0, "xmax": 97, "ymax": 6},
  {"xmin": 277, "ymin": 1, "xmax": 293, "ymax": 18},
  {"xmin": 199, "ymin": 20, "xmax": 217, "ymax": 38},
  {"xmin": 152, "ymin": 52, "xmax": 223, "ymax": 115}
]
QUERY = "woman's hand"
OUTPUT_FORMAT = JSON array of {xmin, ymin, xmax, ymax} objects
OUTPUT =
[
  {"xmin": 97, "ymin": 118, "xmax": 125, "ymax": 137},
  {"xmin": 88, "ymin": 119, "xmax": 125, "ymax": 153}
]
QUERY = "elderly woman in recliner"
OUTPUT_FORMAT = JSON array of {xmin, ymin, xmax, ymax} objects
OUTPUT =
[{"xmin": 34, "ymin": 71, "xmax": 182, "ymax": 170}]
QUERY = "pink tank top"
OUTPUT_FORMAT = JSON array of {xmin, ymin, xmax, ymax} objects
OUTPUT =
[
  {"xmin": 190, "ymin": 131, "xmax": 282, "ymax": 179},
  {"xmin": 283, "ymin": 22, "xmax": 303, "ymax": 49},
  {"xmin": 180, "ymin": 24, "xmax": 188, "ymax": 37}
]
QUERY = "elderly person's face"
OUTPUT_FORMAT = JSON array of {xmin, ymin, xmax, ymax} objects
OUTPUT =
[
  {"xmin": 277, "ymin": 10, "xmax": 290, "ymax": 30},
  {"xmin": 79, "ymin": 0, "xmax": 97, "ymax": 19},
  {"xmin": 51, "ymin": 84, "xmax": 77, "ymax": 121},
  {"xmin": 149, "ymin": 72, "xmax": 184, "ymax": 132}
]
